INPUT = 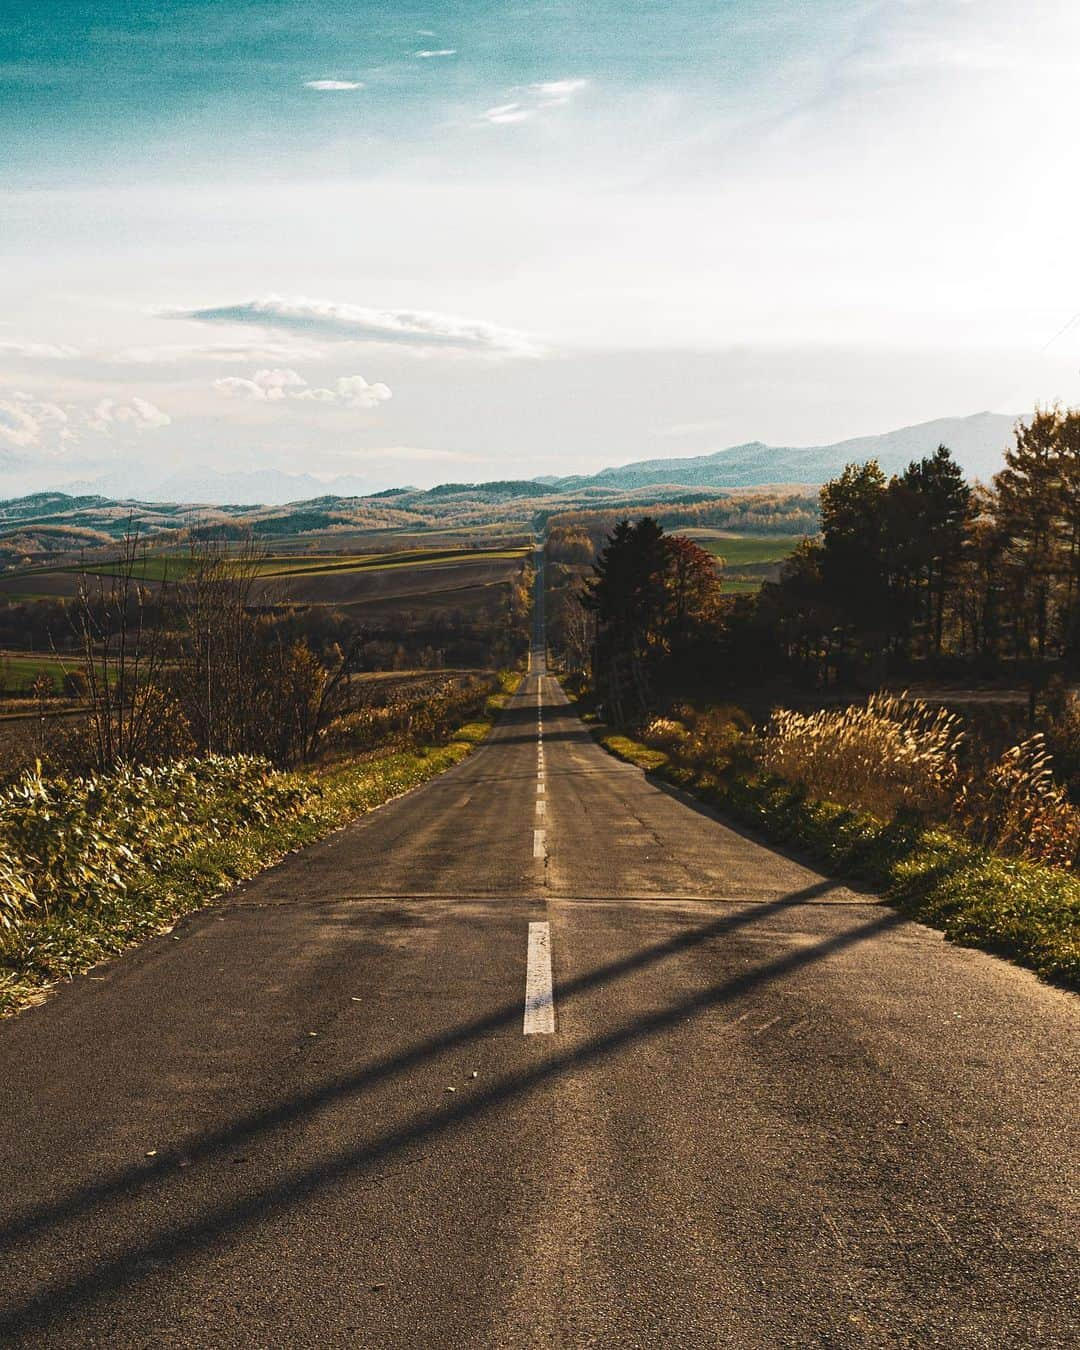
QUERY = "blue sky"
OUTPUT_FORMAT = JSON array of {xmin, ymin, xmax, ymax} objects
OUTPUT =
[{"xmin": 3, "ymin": 0, "xmax": 1080, "ymax": 494}]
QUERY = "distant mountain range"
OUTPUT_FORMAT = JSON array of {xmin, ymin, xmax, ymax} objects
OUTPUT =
[
  {"xmin": 56, "ymin": 411, "xmax": 1018, "ymax": 507},
  {"xmin": 555, "ymin": 412, "xmax": 1018, "ymax": 492}
]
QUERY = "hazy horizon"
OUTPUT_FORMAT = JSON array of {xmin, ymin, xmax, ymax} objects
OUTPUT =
[{"xmin": 4, "ymin": 0, "xmax": 1080, "ymax": 496}]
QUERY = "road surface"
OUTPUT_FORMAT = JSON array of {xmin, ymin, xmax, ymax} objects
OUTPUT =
[{"xmin": 0, "ymin": 558, "xmax": 1077, "ymax": 1346}]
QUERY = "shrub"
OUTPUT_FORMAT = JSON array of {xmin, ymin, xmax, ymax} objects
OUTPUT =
[
  {"xmin": 759, "ymin": 693, "xmax": 963, "ymax": 819},
  {"xmin": 956, "ymin": 734, "xmax": 1080, "ymax": 869},
  {"xmin": 0, "ymin": 756, "xmax": 312, "ymax": 935},
  {"xmin": 642, "ymin": 716, "xmax": 689, "ymax": 754},
  {"xmin": 643, "ymin": 705, "xmax": 756, "ymax": 776}
]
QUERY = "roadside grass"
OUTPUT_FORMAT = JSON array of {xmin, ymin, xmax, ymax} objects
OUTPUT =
[
  {"xmin": 589, "ymin": 724, "xmax": 1080, "ymax": 989},
  {"xmin": 0, "ymin": 673, "xmax": 523, "ymax": 1017}
]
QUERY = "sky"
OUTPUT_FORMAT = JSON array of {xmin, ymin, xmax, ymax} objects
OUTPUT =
[{"xmin": 3, "ymin": 0, "xmax": 1080, "ymax": 496}]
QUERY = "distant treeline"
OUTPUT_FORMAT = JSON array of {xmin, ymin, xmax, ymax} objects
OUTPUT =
[{"xmin": 546, "ymin": 491, "xmax": 818, "ymax": 559}]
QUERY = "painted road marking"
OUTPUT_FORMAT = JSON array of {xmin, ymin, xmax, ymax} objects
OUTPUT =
[
  {"xmin": 537, "ymin": 780, "xmax": 545, "ymax": 793},
  {"xmin": 536, "ymin": 798, "xmax": 546, "ymax": 816},
  {"xmin": 533, "ymin": 827, "xmax": 545, "ymax": 858},
  {"xmin": 523, "ymin": 922, "xmax": 555, "ymax": 1034}
]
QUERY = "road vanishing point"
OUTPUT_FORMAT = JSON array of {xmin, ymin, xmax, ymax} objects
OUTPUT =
[{"xmin": 0, "ymin": 555, "xmax": 1077, "ymax": 1347}]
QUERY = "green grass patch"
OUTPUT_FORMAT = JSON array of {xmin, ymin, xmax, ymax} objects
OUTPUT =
[
  {"xmin": 684, "ymin": 533, "xmax": 800, "ymax": 566},
  {"xmin": 598, "ymin": 732, "xmax": 669, "ymax": 771},
  {"xmin": 589, "ymin": 725, "xmax": 1079, "ymax": 988},
  {"xmin": 485, "ymin": 668, "xmax": 525, "ymax": 717}
]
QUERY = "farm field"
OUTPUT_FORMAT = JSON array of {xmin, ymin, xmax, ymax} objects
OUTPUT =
[
  {"xmin": 681, "ymin": 530, "xmax": 804, "ymax": 592},
  {"xmin": 259, "ymin": 554, "xmax": 527, "ymax": 608},
  {"xmin": 720, "ymin": 577, "xmax": 766, "ymax": 595},
  {"xmin": 0, "ymin": 650, "xmax": 79, "ymax": 694},
  {"xmin": 0, "ymin": 541, "xmax": 531, "ymax": 603},
  {"xmin": 683, "ymin": 531, "xmax": 802, "ymax": 565}
]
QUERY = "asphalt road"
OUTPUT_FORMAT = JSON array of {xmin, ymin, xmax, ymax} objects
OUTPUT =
[{"xmin": 0, "ymin": 561, "xmax": 1077, "ymax": 1347}]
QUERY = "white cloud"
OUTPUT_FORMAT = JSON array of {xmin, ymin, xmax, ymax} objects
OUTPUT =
[
  {"xmin": 480, "ymin": 103, "xmax": 533, "ymax": 126},
  {"xmin": 530, "ymin": 78, "xmax": 589, "ymax": 104},
  {"xmin": 0, "ymin": 398, "xmax": 64, "ymax": 451},
  {"xmin": 415, "ymin": 49, "xmax": 456, "ymax": 58},
  {"xmin": 0, "ymin": 390, "xmax": 167, "ymax": 458},
  {"xmin": 214, "ymin": 368, "xmax": 392, "ymax": 409},
  {"xmin": 0, "ymin": 340, "xmax": 81, "ymax": 360},
  {"xmin": 331, "ymin": 375, "xmax": 392, "ymax": 408},
  {"xmin": 177, "ymin": 295, "xmax": 539, "ymax": 356},
  {"xmin": 213, "ymin": 368, "xmax": 308, "ymax": 401},
  {"xmin": 477, "ymin": 78, "xmax": 588, "ymax": 126},
  {"xmin": 88, "ymin": 396, "xmax": 171, "ymax": 433},
  {"xmin": 304, "ymin": 79, "xmax": 364, "ymax": 91}
]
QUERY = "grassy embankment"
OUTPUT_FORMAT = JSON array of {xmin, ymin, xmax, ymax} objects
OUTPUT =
[
  {"xmin": 0, "ymin": 672, "xmax": 521, "ymax": 1015},
  {"xmin": 582, "ymin": 707, "xmax": 1079, "ymax": 989}
]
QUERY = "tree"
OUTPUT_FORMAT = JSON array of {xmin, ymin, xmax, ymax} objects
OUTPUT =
[
  {"xmin": 666, "ymin": 534, "xmax": 721, "ymax": 645},
  {"xmin": 819, "ymin": 461, "xmax": 891, "ymax": 675},
  {"xmin": 581, "ymin": 518, "xmax": 671, "ymax": 722},
  {"xmin": 894, "ymin": 445, "xmax": 971, "ymax": 657},
  {"xmin": 581, "ymin": 518, "xmax": 722, "ymax": 720},
  {"xmin": 993, "ymin": 409, "xmax": 1062, "ymax": 661}
]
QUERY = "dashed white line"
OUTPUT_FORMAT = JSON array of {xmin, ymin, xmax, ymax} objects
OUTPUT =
[
  {"xmin": 533, "ymin": 827, "xmax": 545, "ymax": 858},
  {"xmin": 523, "ymin": 921, "xmax": 555, "ymax": 1034},
  {"xmin": 536, "ymin": 798, "xmax": 546, "ymax": 816}
]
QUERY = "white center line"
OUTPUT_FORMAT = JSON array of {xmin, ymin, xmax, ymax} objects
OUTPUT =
[
  {"xmin": 533, "ymin": 827, "xmax": 545, "ymax": 858},
  {"xmin": 536, "ymin": 798, "xmax": 545, "ymax": 816},
  {"xmin": 537, "ymin": 780, "xmax": 545, "ymax": 793},
  {"xmin": 523, "ymin": 921, "xmax": 555, "ymax": 1034}
]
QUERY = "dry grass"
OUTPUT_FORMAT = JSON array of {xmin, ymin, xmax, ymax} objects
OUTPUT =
[
  {"xmin": 957, "ymin": 734, "xmax": 1080, "ymax": 870},
  {"xmin": 759, "ymin": 693, "xmax": 964, "ymax": 819}
]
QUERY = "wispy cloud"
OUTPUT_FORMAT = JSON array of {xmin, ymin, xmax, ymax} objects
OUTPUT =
[
  {"xmin": 530, "ymin": 78, "xmax": 589, "ymax": 104},
  {"xmin": 479, "ymin": 102, "xmax": 533, "ymax": 125},
  {"xmin": 304, "ymin": 79, "xmax": 364, "ymax": 91},
  {"xmin": 415, "ymin": 49, "xmax": 456, "ymax": 58},
  {"xmin": 0, "ymin": 340, "xmax": 81, "ymax": 360},
  {"xmin": 118, "ymin": 341, "xmax": 326, "ymax": 365},
  {"xmin": 478, "ymin": 78, "xmax": 588, "ymax": 126},
  {"xmin": 174, "ymin": 296, "xmax": 540, "ymax": 357},
  {"xmin": 213, "ymin": 368, "xmax": 392, "ymax": 409}
]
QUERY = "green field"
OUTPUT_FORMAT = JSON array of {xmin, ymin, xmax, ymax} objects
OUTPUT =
[
  {"xmin": 720, "ymin": 577, "xmax": 766, "ymax": 595},
  {"xmin": 685, "ymin": 533, "xmax": 802, "ymax": 566},
  {"xmin": 0, "ymin": 651, "xmax": 76, "ymax": 693},
  {"xmin": 254, "ymin": 546, "xmax": 528, "ymax": 579}
]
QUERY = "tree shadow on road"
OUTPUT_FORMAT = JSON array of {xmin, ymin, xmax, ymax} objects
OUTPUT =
[{"xmin": 0, "ymin": 878, "xmax": 902, "ymax": 1338}]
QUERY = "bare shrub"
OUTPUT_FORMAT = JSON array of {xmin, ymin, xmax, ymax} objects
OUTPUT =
[{"xmin": 71, "ymin": 528, "xmax": 173, "ymax": 770}]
